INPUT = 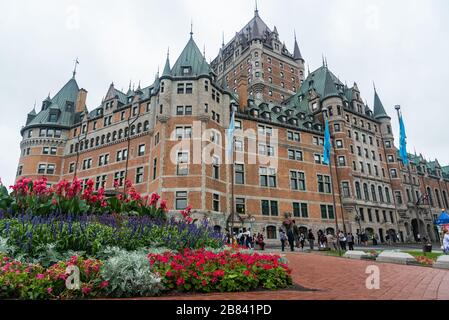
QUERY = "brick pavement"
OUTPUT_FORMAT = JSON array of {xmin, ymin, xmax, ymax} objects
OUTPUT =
[{"xmin": 145, "ymin": 252, "xmax": 449, "ymax": 300}]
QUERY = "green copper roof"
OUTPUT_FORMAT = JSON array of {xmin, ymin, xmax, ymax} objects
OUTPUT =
[
  {"xmin": 373, "ymin": 90, "xmax": 390, "ymax": 119},
  {"xmin": 170, "ymin": 36, "xmax": 213, "ymax": 77},
  {"xmin": 293, "ymin": 37, "xmax": 303, "ymax": 61},
  {"xmin": 323, "ymin": 69, "xmax": 340, "ymax": 100},
  {"xmin": 25, "ymin": 78, "xmax": 79, "ymax": 128},
  {"xmin": 162, "ymin": 54, "xmax": 171, "ymax": 77}
]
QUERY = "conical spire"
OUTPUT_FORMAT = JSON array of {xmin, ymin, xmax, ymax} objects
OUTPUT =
[
  {"xmin": 323, "ymin": 69, "xmax": 339, "ymax": 100},
  {"xmin": 162, "ymin": 48, "xmax": 171, "ymax": 77},
  {"xmin": 293, "ymin": 31, "xmax": 303, "ymax": 61},
  {"xmin": 373, "ymin": 86, "xmax": 390, "ymax": 119},
  {"xmin": 255, "ymin": 0, "xmax": 259, "ymax": 17},
  {"xmin": 170, "ymin": 36, "xmax": 212, "ymax": 77}
]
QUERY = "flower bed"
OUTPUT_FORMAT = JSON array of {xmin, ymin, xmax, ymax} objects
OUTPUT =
[
  {"xmin": 149, "ymin": 248, "xmax": 292, "ymax": 293},
  {"xmin": 0, "ymin": 248, "xmax": 292, "ymax": 299},
  {"xmin": 0, "ymin": 214, "xmax": 223, "ymax": 260}
]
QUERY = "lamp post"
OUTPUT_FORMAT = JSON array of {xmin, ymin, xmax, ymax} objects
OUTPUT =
[{"xmin": 355, "ymin": 211, "xmax": 362, "ymax": 245}]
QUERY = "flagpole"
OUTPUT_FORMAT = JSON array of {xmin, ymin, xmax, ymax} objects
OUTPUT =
[
  {"xmin": 395, "ymin": 105, "xmax": 425, "ymax": 249},
  {"xmin": 324, "ymin": 116, "xmax": 341, "ymax": 248}
]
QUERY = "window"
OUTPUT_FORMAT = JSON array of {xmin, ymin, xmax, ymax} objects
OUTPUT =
[
  {"xmin": 175, "ymin": 191, "xmax": 188, "ymax": 210},
  {"xmin": 175, "ymin": 126, "xmax": 192, "ymax": 139},
  {"xmin": 212, "ymin": 156, "xmax": 220, "ymax": 179},
  {"xmin": 385, "ymin": 187, "xmax": 391, "ymax": 203},
  {"xmin": 337, "ymin": 156, "xmax": 346, "ymax": 166},
  {"xmin": 176, "ymin": 152, "xmax": 189, "ymax": 176},
  {"xmin": 259, "ymin": 167, "xmax": 277, "ymax": 187},
  {"xmin": 287, "ymin": 131, "xmax": 300, "ymax": 142},
  {"xmin": 385, "ymin": 141, "xmax": 391, "ymax": 148},
  {"xmin": 28, "ymin": 130, "xmax": 33, "ymax": 138},
  {"xmin": 213, "ymin": 194, "xmax": 220, "ymax": 212},
  {"xmin": 334, "ymin": 123, "xmax": 341, "ymax": 132},
  {"xmin": 138, "ymin": 144, "xmax": 145, "ymax": 156},
  {"xmin": 290, "ymin": 171, "xmax": 306, "ymax": 191},
  {"xmin": 367, "ymin": 209, "xmax": 373, "ymax": 222},
  {"xmin": 288, "ymin": 149, "xmax": 303, "ymax": 161},
  {"xmin": 266, "ymin": 226, "xmax": 277, "ymax": 240},
  {"xmin": 257, "ymin": 125, "xmax": 273, "ymax": 136},
  {"xmin": 293, "ymin": 203, "xmax": 309, "ymax": 218},
  {"xmin": 236, "ymin": 198, "xmax": 246, "ymax": 214},
  {"xmin": 235, "ymin": 164, "xmax": 245, "ymax": 184},
  {"xmin": 98, "ymin": 154, "xmax": 109, "ymax": 166},
  {"xmin": 116, "ymin": 149, "xmax": 128, "ymax": 162},
  {"xmin": 336, "ymin": 140, "xmax": 343, "ymax": 149},
  {"xmin": 317, "ymin": 175, "xmax": 331, "ymax": 193},
  {"xmin": 371, "ymin": 185, "xmax": 377, "ymax": 202},
  {"xmin": 69, "ymin": 163, "xmax": 75, "ymax": 173},
  {"xmin": 355, "ymin": 182, "xmax": 362, "ymax": 199},
  {"xmin": 185, "ymin": 83, "xmax": 193, "ymax": 94},
  {"xmin": 314, "ymin": 154, "xmax": 322, "ymax": 164},
  {"xmin": 154, "ymin": 132, "xmax": 160, "ymax": 146},
  {"xmin": 37, "ymin": 164, "xmax": 46, "ymax": 174},
  {"xmin": 363, "ymin": 183, "xmax": 369, "ymax": 201},
  {"xmin": 375, "ymin": 210, "xmax": 380, "ymax": 223},
  {"xmin": 359, "ymin": 208, "xmax": 365, "ymax": 222},
  {"xmin": 177, "ymin": 83, "xmax": 185, "ymax": 94},
  {"xmin": 153, "ymin": 158, "xmax": 157, "ymax": 180},
  {"xmin": 136, "ymin": 167, "xmax": 144, "ymax": 184},
  {"xmin": 387, "ymin": 155, "xmax": 395, "ymax": 163},
  {"xmin": 261, "ymin": 200, "xmax": 278, "ymax": 216},
  {"xmin": 82, "ymin": 158, "xmax": 92, "ymax": 170},
  {"xmin": 390, "ymin": 169, "xmax": 398, "ymax": 178},
  {"xmin": 313, "ymin": 136, "xmax": 324, "ymax": 145},
  {"xmin": 390, "ymin": 211, "xmax": 395, "ymax": 223},
  {"xmin": 320, "ymin": 205, "xmax": 335, "ymax": 219},
  {"xmin": 43, "ymin": 147, "xmax": 49, "ymax": 155},
  {"xmin": 395, "ymin": 191, "xmax": 403, "ymax": 205},
  {"xmin": 342, "ymin": 182, "xmax": 350, "ymax": 198},
  {"xmin": 45, "ymin": 164, "xmax": 55, "ymax": 175}
]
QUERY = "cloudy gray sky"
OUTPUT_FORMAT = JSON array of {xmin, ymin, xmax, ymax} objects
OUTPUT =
[{"xmin": 1, "ymin": 0, "xmax": 448, "ymax": 187}]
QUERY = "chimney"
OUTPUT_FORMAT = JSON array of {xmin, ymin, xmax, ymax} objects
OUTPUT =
[
  {"xmin": 236, "ymin": 75, "xmax": 248, "ymax": 112},
  {"xmin": 75, "ymin": 88, "xmax": 88, "ymax": 113}
]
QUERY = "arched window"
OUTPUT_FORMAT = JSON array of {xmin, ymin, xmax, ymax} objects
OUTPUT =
[
  {"xmin": 371, "ymin": 185, "xmax": 377, "ymax": 202},
  {"xmin": 443, "ymin": 190, "xmax": 449, "ymax": 209},
  {"xmin": 378, "ymin": 186, "xmax": 384, "ymax": 202},
  {"xmin": 124, "ymin": 127, "xmax": 129, "ymax": 137},
  {"xmin": 131, "ymin": 125, "xmax": 136, "ymax": 135},
  {"xmin": 137, "ymin": 123, "xmax": 142, "ymax": 134},
  {"xmin": 144, "ymin": 121, "xmax": 149, "ymax": 131},
  {"xmin": 385, "ymin": 187, "xmax": 391, "ymax": 203},
  {"xmin": 118, "ymin": 129, "xmax": 123, "ymax": 139},
  {"xmin": 112, "ymin": 131, "xmax": 117, "ymax": 141},
  {"xmin": 435, "ymin": 189, "xmax": 442, "ymax": 208},
  {"xmin": 84, "ymin": 140, "xmax": 89, "ymax": 149},
  {"xmin": 363, "ymin": 183, "xmax": 370, "ymax": 201},
  {"xmin": 355, "ymin": 182, "xmax": 362, "ymax": 199},
  {"xmin": 106, "ymin": 133, "xmax": 111, "ymax": 143},
  {"xmin": 266, "ymin": 226, "xmax": 277, "ymax": 240},
  {"xmin": 427, "ymin": 187, "xmax": 434, "ymax": 207},
  {"xmin": 95, "ymin": 137, "xmax": 100, "ymax": 146},
  {"xmin": 101, "ymin": 135, "xmax": 105, "ymax": 145},
  {"xmin": 75, "ymin": 143, "xmax": 79, "ymax": 152}
]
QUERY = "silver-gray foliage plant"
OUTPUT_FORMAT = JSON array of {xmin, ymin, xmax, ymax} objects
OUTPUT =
[{"xmin": 101, "ymin": 248, "xmax": 164, "ymax": 297}]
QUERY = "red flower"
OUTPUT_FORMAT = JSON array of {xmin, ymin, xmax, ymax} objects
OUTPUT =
[{"xmin": 176, "ymin": 277, "xmax": 185, "ymax": 286}]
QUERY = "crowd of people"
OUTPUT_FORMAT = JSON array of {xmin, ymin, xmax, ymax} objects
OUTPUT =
[{"xmin": 224, "ymin": 221, "xmax": 447, "ymax": 253}]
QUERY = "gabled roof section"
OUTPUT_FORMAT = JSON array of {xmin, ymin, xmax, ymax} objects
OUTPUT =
[
  {"xmin": 170, "ymin": 36, "xmax": 212, "ymax": 78},
  {"xmin": 373, "ymin": 89, "xmax": 390, "ymax": 119}
]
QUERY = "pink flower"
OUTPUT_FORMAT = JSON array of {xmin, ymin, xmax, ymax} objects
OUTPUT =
[
  {"xmin": 100, "ymin": 281, "xmax": 109, "ymax": 289},
  {"xmin": 82, "ymin": 286, "xmax": 91, "ymax": 295},
  {"xmin": 47, "ymin": 287, "xmax": 53, "ymax": 294},
  {"xmin": 36, "ymin": 274, "xmax": 44, "ymax": 279},
  {"xmin": 51, "ymin": 198, "xmax": 57, "ymax": 205}
]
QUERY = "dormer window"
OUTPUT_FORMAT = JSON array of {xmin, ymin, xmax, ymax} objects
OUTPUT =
[
  {"xmin": 48, "ymin": 111, "xmax": 59, "ymax": 123},
  {"xmin": 182, "ymin": 66, "xmax": 192, "ymax": 75},
  {"xmin": 252, "ymin": 109, "xmax": 259, "ymax": 117},
  {"xmin": 279, "ymin": 116, "xmax": 286, "ymax": 123}
]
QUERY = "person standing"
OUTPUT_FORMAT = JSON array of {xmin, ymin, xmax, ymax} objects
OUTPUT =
[
  {"xmin": 280, "ymin": 229, "xmax": 287, "ymax": 252},
  {"xmin": 443, "ymin": 228, "xmax": 449, "ymax": 254},
  {"xmin": 287, "ymin": 227, "xmax": 295, "ymax": 252},
  {"xmin": 347, "ymin": 233, "xmax": 354, "ymax": 251},
  {"xmin": 338, "ymin": 230, "xmax": 347, "ymax": 251},
  {"xmin": 292, "ymin": 220, "xmax": 300, "ymax": 248},
  {"xmin": 307, "ymin": 229, "xmax": 315, "ymax": 250},
  {"xmin": 299, "ymin": 233, "xmax": 305, "ymax": 251}
]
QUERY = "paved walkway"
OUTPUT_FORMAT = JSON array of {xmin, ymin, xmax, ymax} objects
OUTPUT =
[{"xmin": 147, "ymin": 252, "xmax": 449, "ymax": 300}]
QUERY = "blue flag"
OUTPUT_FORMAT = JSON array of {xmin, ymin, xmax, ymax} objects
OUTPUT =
[
  {"xmin": 399, "ymin": 113, "xmax": 409, "ymax": 166},
  {"xmin": 323, "ymin": 118, "xmax": 331, "ymax": 165},
  {"xmin": 227, "ymin": 109, "xmax": 236, "ymax": 158}
]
